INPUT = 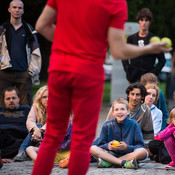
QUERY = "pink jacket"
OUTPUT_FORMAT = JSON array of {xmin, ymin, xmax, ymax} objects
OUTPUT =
[
  {"xmin": 159, "ymin": 124, "xmax": 175, "ymax": 140},
  {"xmin": 26, "ymin": 104, "xmax": 46, "ymax": 132}
]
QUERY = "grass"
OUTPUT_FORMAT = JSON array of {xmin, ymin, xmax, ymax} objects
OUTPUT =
[
  {"xmin": 32, "ymin": 81, "xmax": 111, "ymax": 103},
  {"xmin": 102, "ymin": 81, "xmax": 166, "ymax": 103},
  {"xmin": 102, "ymin": 81, "xmax": 111, "ymax": 102},
  {"xmin": 32, "ymin": 81, "xmax": 47, "ymax": 96},
  {"xmin": 157, "ymin": 82, "xmax": 166, "ymax": 96},
  {"xmin": 32, "ymin": 81, "xmax": 166, "ymax": 103}
]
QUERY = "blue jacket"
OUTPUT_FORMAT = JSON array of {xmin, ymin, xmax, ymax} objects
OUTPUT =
[
  {"xmin": 97, "ymin": 117, "xmax": 145, "ymax": 156},
  {"xmin": 156, "ymin": 89, "xmax": 168, "ymax": 131}
]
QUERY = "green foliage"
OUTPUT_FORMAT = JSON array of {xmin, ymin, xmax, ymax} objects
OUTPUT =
[
  {"xmin": 32, "ymin": 81, "xmax": 111, "ymax": 103},
  {"xmin": 103, "ymin": 81, "xmax": 111, "ymax": 102},
  {"xmin": 157, "ymin": 82, "xmax": 166, "ymax": 96},
  {"xmin": 32, "ymin": 81, "xmax": 47, "ymax": 96}
]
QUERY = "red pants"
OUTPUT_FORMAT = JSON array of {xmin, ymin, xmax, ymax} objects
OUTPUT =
[{"xmin": 32, "ymin": 71, "xmax": 104, "ymax": 175}]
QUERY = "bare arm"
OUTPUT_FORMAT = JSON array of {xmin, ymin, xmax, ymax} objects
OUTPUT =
[
  {"xmin": 108, "ymin": 27, "xmax": 172, "ymax": 60},
  {"xmin": 35, "ymin": 6, "xmax": 57, "ymax": 42}
]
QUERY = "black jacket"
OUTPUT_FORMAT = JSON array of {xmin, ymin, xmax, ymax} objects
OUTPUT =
[{"xmin": 122, "ymin": 32, "xmax": 165, "ymax": 83}]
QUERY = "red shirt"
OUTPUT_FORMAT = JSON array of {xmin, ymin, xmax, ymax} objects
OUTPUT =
[{"xmin": 47, "ymin": 0, "xmax": 127, "ymax": 79}]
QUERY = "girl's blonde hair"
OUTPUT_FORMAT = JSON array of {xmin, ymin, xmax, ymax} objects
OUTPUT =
[
  {"xmin": 33, "ymin": 85, "xmax": 48, "ymax": 125},
  {"xmin": 145, "ymin": 84, "xmax": 159, "ymax": 104},
  {"xmin": 167, "ymin": 107, "xmax": 175, "ymax": 124}
]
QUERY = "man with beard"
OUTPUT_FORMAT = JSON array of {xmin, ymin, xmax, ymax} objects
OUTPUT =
[{"xmin": 0, "ymin": 87, "xmax": 30, "ymax": 162}]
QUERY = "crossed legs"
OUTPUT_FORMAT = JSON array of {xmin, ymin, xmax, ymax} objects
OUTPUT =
[{"xmin": 90, "ymin": 145, "xmax": 147, "ymax": 166}]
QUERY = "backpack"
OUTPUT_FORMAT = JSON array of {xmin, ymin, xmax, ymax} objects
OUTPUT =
[{"xmin": 158, "ymin": 142, "xmax": 172, "ymax": 164}]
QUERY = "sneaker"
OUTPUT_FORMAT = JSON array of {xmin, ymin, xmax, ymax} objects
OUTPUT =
[
  {"xmin": 97, "ymin": 158, "xmax": 112, "ymax": 168},
  {"xmin": 123, "ymin": 159, "xmax": 139, "ymax": 169},
  {"xmin": 0, "ymin": 158, "xmax": 3, "ymax": 169},
  {"xmin": 165, "ymin": 161, "xmax": 175, "ymax": 168},
  {"xmin": 13, "ymin": 150, "xmax": 27, "ymax": 161},
  {"xmin": 59, "ymin": 158, "xmax": 69, "ymax": 168}
]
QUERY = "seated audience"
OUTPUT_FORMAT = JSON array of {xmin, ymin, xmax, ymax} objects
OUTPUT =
[
  {"xmin": 145, "ymin": 84, "xmax": 163, "ymax": 136},
  {"xmin": 90, "ymin": 98, "xmax": 147, "ymax": 169},
  {"xmin": 157, "ymin": 107, "xmax": 175, "ymax": 168},
  {"xmin": 148, "ymin": 108, "xmax": 174, "ymax": 165},
  {"xmin": 0, "ymin": 87, "xmax": 30, "ymax": 162},
  {"xmin": 106, "ymin": 82, "xmax": 154, "ymax": 141},
  {"xmin": 140, "ymin": 73, "xmax": 168, "ymax": 131},
  {"xmin": 14, "ymin": 85, "xmax": 48, "ymax": 161},
  {"xmin": 26, "ymin": 121, "xmax": 72, "ymax": 165}
]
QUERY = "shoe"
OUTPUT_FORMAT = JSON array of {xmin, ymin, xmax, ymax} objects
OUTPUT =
[
  {"xmin": 0, "ymin": 158, "xmax": 3, "ymax": 169},
  {"xmin": 165, "ymin": 161, "xmax": 175, "ymax": 168},
  {"xmin": 13, "ymin": 150, "xmax": 27, "ymax": 161},
  {"xmin": 97, "ymin": 158, "xmax": 112, "ymax": 168},
  {"xmin": 90, "ymin": 155, "xmax": 97, "ymax": 163},
  {"xmin": 59, "ymin": 158, "xmax": 69, "ymax": 168},
  {"xmin": 123, "ymin": 159, "xmax": 139, "ymax": 169}
]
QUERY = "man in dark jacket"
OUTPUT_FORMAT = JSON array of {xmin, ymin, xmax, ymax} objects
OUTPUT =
[
  {"xmin": 0, "ymin": 0, "xmax": 41, "ymax": 106},
  {"xmin": 122, "ymin": 8, "xmax": 165, "ymax": 83},
  {"xmin": 0, "ymin": 87, "xmax": 30, "ymax": 161}
]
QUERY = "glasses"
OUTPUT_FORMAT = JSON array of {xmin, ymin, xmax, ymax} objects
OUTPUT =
[{"xmin": 41, "ymin": 96, "xmax": 48, "ymax": 99}]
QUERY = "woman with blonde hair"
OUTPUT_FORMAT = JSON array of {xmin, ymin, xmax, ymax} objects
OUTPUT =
[
  {"xmin": 27, "ymin": 85, "xmax": 48, "ymax": 140},
  {"xmin": 145, "ymin": 84, "xmax": 163, "ymax": 136},
  {"xmin": 14, "ymin": 85, "xmax": 48, "ymax": 161}
]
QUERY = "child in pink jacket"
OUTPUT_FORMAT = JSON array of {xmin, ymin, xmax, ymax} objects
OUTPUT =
[{"xmin": 156, "ymin": 107, "xmax": 175, "ymax": 168}]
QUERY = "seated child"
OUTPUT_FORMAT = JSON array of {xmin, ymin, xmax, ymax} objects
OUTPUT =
[
  {"xmin": 154, "ymin": 107, "xmax": 175, "ymax": 168},
  {"xmin": 90, "ymin": 97, "xmax": 147, "ymax": 169}
]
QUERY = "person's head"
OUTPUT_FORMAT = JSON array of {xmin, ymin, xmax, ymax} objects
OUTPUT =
[
  {"xmin": 136, "ymin": 8, "xmax": 153, "ymax": 23},
  {"xmin": 136, "ymin": 8, "xmax": 153, "ymax": 32},
  {"xmin": 33, "ymin": 85, "xmax": 48, "ymax": 125},
  {"xmin": 34, "ymin": 85, "xmax": 48, "ymax": 109},
  {"xmin": 145, "ymin": 84, "xmax": 159, "ymax": 107},
  {"xmin": 126, "ymin": 82, "xmax": 147, "ymax": 107},
  {"xmin": 112, "ymin": 97, "xmax": 129, "ymax": 123},
  {"xmin": 8, "ymin": 0, "xmax": 24, "ymax": 20},
  {"xmin": 167, "ymin": 107, "xmax": 175, "ymax": 126},
  {"xmin": 3, "ymin": 87, "xmax": 20, "ymax": 109},
  {"xmin": 140, "ymin": 73, "xmax": 159, "ymax": 86}
]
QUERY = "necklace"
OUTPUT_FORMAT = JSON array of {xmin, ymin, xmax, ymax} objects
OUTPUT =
[{"xmin": 129, "ymin": 106, "xmax": 141, "ymax": 120}]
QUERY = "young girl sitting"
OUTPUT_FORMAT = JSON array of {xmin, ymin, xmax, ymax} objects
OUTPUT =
[{"xmin": 155, "ymin": 107, "xmax": 175, "ymax": 168}]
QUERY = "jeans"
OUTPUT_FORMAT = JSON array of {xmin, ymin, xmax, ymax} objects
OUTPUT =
[{"xmin": 19, "ymin": 123, "xmax": 42, "ymax": 153}]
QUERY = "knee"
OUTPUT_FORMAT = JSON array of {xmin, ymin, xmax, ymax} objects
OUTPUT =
[
  {"xmin": 26, "ymin": 146, "xmax": 32, "ymax": 154},
  {"xmin": 164, "ymin": 136, "xmax": 175, "ymax": 147},
  {"xmin": 134, "ymin": 148, "xmax": 147, "ymax": 157},
  {"xmin": 90, "ymin": 145, "xmax": 99, "ymax": 156}
]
